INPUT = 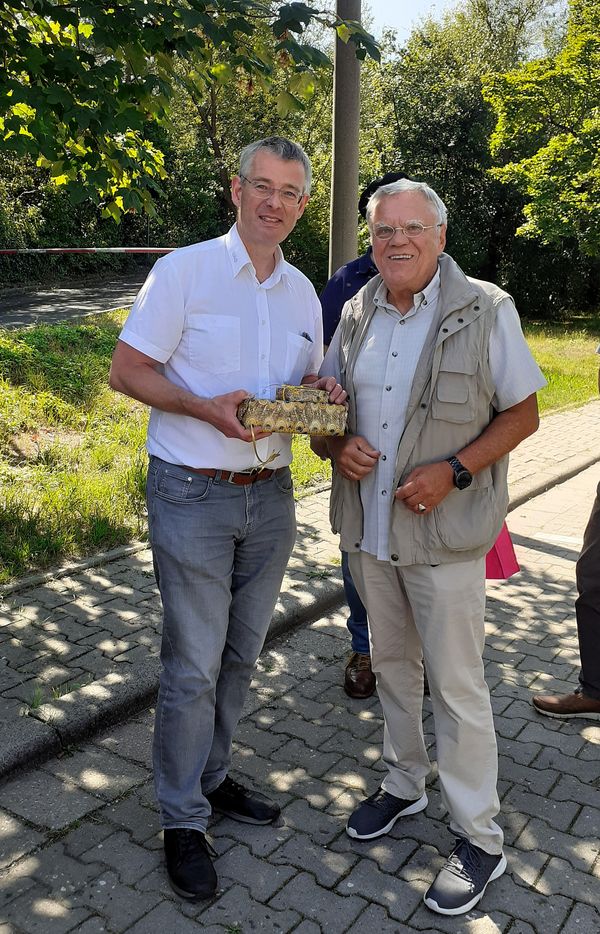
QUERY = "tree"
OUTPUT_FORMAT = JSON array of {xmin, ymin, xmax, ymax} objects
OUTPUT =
[
  {"xmin": 483, "ymin": 0, "xmax": 600, "ymax": 254},
  {"xmin": 0, "ymin": 1, "xmax": 378, "ymax": 221}
]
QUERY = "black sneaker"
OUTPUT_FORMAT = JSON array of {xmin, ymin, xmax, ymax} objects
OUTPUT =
[
  {"xmin": 163, "ymin": 828, "xmax": 217, "ymax": 900},
  {"xmin": 206, "ymin": 775, "xmax": 280, "ymax": 825},
  {"xmin": 424, "ymin": 837, "xmax": 507, "ymax": 915},
  {"xmin": 346, "ymin": 788, "xmax": 428, "ymax": 840}
]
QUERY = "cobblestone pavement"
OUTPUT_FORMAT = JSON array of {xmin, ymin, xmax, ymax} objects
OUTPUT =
[{"xmin": 0, "ymin": 463, "xmax": 599, "ymax": 933}]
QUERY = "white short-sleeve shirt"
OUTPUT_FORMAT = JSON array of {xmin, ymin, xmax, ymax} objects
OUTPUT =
[
  {"xmin": 119, "ymin": 225, "xmax": 323, "ymax": 469},
  {"xmin": 321, "ymin": 272, "xmax": 547, "ymax": 558}
]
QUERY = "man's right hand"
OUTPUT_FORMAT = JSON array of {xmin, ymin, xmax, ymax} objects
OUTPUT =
[
  {"xmin": 203, "ymin": 390, "xmax": 272, "ymax": 442},
  {"xmin": 327, "ymin": 434, "xmax": 380, "ymax": 481}
]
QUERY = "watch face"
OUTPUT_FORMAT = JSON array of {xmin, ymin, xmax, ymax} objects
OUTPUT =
[{"xmin": 455, "ymin": 470, "xmax": 472, "ymax": 490}]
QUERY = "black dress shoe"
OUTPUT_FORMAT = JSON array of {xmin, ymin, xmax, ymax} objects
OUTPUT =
[
  {"xmin": 207, "ymin": 775, "xmax": 280, "ymax": 824},
  {"xmin": 163, "ymin": 828, "xmax": 217, "ymax": 900}
]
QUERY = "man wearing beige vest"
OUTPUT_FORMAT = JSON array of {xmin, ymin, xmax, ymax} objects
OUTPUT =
[{"xmin": 320, "ymin": 179, "xmax": 546, "ymax": 916}]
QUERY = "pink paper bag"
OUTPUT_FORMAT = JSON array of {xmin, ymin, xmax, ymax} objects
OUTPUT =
[{"xmin": 485, "ymin": 522, "xmax": 520, "ymax": 580}]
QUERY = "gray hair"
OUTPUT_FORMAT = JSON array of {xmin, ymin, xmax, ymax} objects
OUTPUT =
[
  {"xmin": 239, "ymin": 137, "xmax": 312, "ymax": 194},
  {"xmin": 366, "ymin": 179, "xmax": 448, "ymax": 226}
]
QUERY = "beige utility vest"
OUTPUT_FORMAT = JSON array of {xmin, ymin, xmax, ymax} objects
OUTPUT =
[{"xmin": 330, "ymin": 253, "xmax": 510, "ymax": 566}]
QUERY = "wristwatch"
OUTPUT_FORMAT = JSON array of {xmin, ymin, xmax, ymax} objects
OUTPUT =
[{"xmin": 446, "ymin": 455, "xmax": 473, "ymax": 490}]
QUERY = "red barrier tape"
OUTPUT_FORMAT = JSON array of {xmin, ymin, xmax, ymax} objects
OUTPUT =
[{"xmin": 0, "ymin": 247, "xmax": 175, "ymax": 254}]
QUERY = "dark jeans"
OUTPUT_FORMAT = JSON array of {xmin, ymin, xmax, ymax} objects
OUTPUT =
[
  {"xmin": 342, "ymin": 551, "xmax": 370, "ymax": 655},
  {"xmin": 577, "ymin": 481, "xmax": 600, "ymax": 699}
]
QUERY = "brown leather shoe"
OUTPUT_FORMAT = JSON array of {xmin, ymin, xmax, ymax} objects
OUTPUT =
[
  {"xmin": 344, "ymin": 652, "xmax": 376, "ymax": 699},
  {"xmin": 532, "ymin": 689, "xmax": 600, "ymax": 720}
]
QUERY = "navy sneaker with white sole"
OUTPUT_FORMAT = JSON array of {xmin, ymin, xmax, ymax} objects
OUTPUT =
[
  {"xmin": 346, "ymin": 787, "xmax": 428, "ymax": 840},
  {"xmin": 424, "ymin": 837, "xmax": 507, "ymax": 915}
]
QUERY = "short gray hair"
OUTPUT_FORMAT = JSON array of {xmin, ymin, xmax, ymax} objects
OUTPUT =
[
  {"xmin": 366, "ymin": 179, "xmax": 448, "ymax": 226},
  {"xmin": 239, "ymin": 137, "xmax": 312, "ymax": 194}
]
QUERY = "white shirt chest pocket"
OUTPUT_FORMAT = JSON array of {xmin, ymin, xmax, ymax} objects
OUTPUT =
[
  {"xmin": 186, "ymin": 314, "xmax": 241, "ymax": 375},
  {"xmin": 284, "ymin": 331, "xmax": 313, "ymax": 384}
]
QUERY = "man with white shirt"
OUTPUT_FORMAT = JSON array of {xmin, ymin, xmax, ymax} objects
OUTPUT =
[
  {"xmin": 320, "ymin": 179, "xmax": 546, "ymax": 916},
  {"xmin": 110, "ymin": 137, "xmax": 345, "ymax": 901}
]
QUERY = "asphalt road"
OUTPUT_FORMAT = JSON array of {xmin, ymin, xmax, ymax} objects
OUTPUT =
[{"xmin": 0, "ymin": 271, "xmax": 149, "ymax": 329}]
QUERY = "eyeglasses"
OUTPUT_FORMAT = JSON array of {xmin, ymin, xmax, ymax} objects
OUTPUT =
[
  {"xmin": 373, "ymin": 222, "xmax": 442, "ymax": 240},
  {"xmin": 239, "ymin": 174, "xmax": 304, "ymax": 205}
]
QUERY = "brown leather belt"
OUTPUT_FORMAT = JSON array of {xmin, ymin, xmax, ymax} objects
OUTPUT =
[{"xmin": 184, "ymin": 466, "xmax": 281, "ymax": 486}]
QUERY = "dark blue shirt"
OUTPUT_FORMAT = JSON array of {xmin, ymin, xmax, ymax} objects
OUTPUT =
[{"xmin": 319, "ymin": 248, "xmax": 379, "ymax": 346}]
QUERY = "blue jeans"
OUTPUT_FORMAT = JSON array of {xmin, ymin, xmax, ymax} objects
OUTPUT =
[
  {"xmin": 146, "ymin": 456, "xmax": 296, "ymax": 832},
  {"xmin": 342, "ymin": 551, "xmax": 369, "ymax": 655}
]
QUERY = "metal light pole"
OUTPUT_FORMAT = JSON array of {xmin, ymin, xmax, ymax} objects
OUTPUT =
[{"xmin": 328, "ymin": 0, "xmax": 361, "ymax": 276}]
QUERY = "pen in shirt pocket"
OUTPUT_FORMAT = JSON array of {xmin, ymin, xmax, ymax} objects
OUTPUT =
[{"xmin": 300, "ymin": 331, "xmax": 313, "ymax": 342}]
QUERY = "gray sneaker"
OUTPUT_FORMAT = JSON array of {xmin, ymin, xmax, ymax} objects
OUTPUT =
[
  {"xmin": 424, "ymin": 837, "xmax": 507, "ymax": 915},
  {"xmin": 346, "ymin": 787, "xmax": 428, "ymax": 840}
]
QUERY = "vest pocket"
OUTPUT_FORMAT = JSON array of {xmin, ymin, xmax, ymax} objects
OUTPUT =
[
  {"xmin": 432, "ymin": 475, "xmax": 497, "ymax": 551},
  {"xmin": 432, "ymin": 365, "xmax": 477, "ymax": 424}
]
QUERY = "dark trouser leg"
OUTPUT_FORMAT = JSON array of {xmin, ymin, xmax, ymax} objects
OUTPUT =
[
  {"xmin": 576, "ymin": 482, "xmax": 600, "ymax": 699},
  {"xmin": 342, "ymin": 551, "xmax": 369, "ymax": 654}
]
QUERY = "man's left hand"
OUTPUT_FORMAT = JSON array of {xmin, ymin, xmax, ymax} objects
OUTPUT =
[
  {"xmin": 302, "ymin": 374, "xmax": 347, "ymax": 404},
  {"xmin": 395, "ymin": 461, "xmax": 455, "ymax": 514}
]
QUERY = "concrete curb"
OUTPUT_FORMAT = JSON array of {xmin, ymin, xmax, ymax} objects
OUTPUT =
[{"xmin": 2, "ymin": 451, "xmax": 600, "ymax": 784}]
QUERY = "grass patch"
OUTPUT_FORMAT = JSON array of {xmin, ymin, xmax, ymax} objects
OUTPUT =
[
  {"xmin": 523, "ymin": 313, "xmax": 600, "ymax": 414},
  {"xmin": 0, "ymin": 309, "xmax": 597, "ymax": 584}
]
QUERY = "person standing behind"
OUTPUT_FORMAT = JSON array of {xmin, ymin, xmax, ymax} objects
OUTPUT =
[
  {"xmin": 109, "ymin": 136, "xmax": 346, "ymax": 901},
  {"xmin": 320, "ymin": 179, "xmax": 546, "ymax": 915},
  {"xmin": 318, "ymin": 171, "xmax": 410, "ymax": 699},
  {"xmin": 533, "ymin": 346, "xmax": 600, "ymax": 720}
]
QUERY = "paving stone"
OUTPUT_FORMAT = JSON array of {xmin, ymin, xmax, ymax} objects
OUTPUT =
[
  {"xmin": 209, "ymin": 821, "xmax": 294, "ymax": 858},
  {"xmin": 63, "ymin": 820, "xmax": 115, "ymax": 859},
  {"xmin": 0, "ymin": 771, "xmax": 100, "ymax": 830},
  {"xmin": 515, "ymin": 722, "xmax": 586, "ymax": 757},
  {"xmin": 345, "ymin": 904, "xmax": 415, "ymax": 933},
  {"xmin": 497, "ymin": 734, "xmax": 542, "ymax": 765},
  {"xmin": 571, "ymin": 805, "xmax": 600, "ymax": 838},
  {"xmin": 550, "ymin": 774, "xmax": 600, "ymax": 810},
  {"xmin": 125, "ymin": 901, "xmax": 207, "ymax": 933},
  {"xmin": 231, "ymin": 720, "xmax": 288, "ymax": 758},
  {"xmin": 280, "ymin": 799, "xmax": 345, "ymax": 846},
  {"xmin": 1, "ymin": 888, "xmax": 91, "ymax": 933},
  {"xmin": 270, "ymin": 738, "xmax": 342, "ymax": 777},
  {"xmin": 30, "ymin": 841, "xmax": 108, "ymax": 896},
  {"xmin": 214, "ymin": 843, "xmax": 294, "ymax": 901},
  {"xmin": 408, "ymin": 905, "xmax": 512, "ymax": 932},
  {"xmin": 270, "ymin": 871, "xmax": 367, "ymax": 932},
  {"xmin": 292, "ymin": 921, "xmax": 323, "ymax": 934},
  {"xmin": 70, "ymin": 918, "xmax": 110, "ymax": 934},
  {"xmin": 336, "ymin": 856, "xmax": 424, "ymax": 922},
  {"xmin": 80, "ymin": 831, "xmax": 161, "ymax": 885},
  {"xmin": 329, "ymin": 834, "xmax": 419, "ymax": 876},
  {"xmin": 0, "ymin": 857, "xmax": 38, "ymax": 909},
  {"xmin": 481, "ymin": 871, "xmax": 572, "ymax": 932},
  {"xmin": 41, "ymin": 745, "xmax": 148, "ymax": 800},
  {"xmin": 73, "ymin": 869, "xmax": 161, "ymax": 931},
  {"xmin": 269, "ymin": 712, "xmax": 337, "ymax": 747},
  {"xmin": 194, "ymin": 882, "xmax": 301, "ymax": 930},
  {"xmin": 269, "ymin": 832, "xmax": 358, "ymax": 888},
  {"xmin": 104, "ymin": 798, "xmax": 160, "ymax": 845},
  {"xmin": 497, "ymin": 755, "xmax": 558, "ymax": 797},
  {"xmin": 531, "ymin": 745, "xmax": 600, "ymax": 783},
  {"xmin": 513, "ymin": 818, "xmax": 600, "ymax": 873},
  {"xmin": 560, "ymin": 903, "xmax": 600, "ymax": 934},
  {"xmin": 536, "ymin": 855, "xmax": 599, "ymax": 907},
  {"xmin": 93, "ymin": 717, "xmax": 154, "ymax": 769},
  {"xmin": 275, "ymin": 691, "xmax": 335, "ymax": 722},
  {"xmin": 502, "ymin": 786, "xmax": 580, "ymax": 832},
  {"xmin": 0, "ymin": 810, "xmax": 44, "ymax": 870}
]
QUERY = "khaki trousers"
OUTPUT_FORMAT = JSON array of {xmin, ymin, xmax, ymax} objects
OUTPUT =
[{"xmin": 349, "ymin": 551, "xmax": 503, "ymax": 855}]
